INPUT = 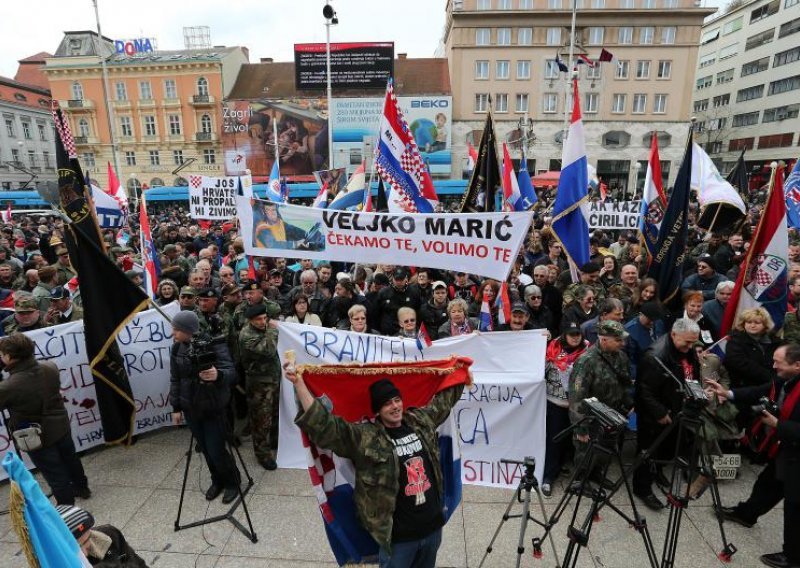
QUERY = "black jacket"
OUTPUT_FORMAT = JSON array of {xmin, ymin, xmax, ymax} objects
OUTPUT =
[
  {"xmin": 375, "ymin": 285, "xmax": 421, "ymax": 336},
  {"xmin": 724, "ymin": 330, "xmax": 777, "ymax": 388},
  {"xmin": 420, "ymin": 299, "xmax": 449, "ymax": 340},
  {"xmin": 169, "ymin": 338, "xmax": 236, "ymax": 415}
]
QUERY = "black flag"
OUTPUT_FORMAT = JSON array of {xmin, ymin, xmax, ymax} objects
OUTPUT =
[
  {"xmin": 459, "ymin": 112, "xmax": 501, "ymax": 212},
  {"xmin": 646, "ymin": 127, "xmax": 693, "ymax": 313},
  {"xmin": 375, "ymin": 178, "xmax": 389, "ymax": 213},
  {"xmin": 727, "ymin": 150, "xmax": 749, "ymax": 198},
  {"xmin": 53, "ymin": 107, "xmax": 149, "ymax": 445}
]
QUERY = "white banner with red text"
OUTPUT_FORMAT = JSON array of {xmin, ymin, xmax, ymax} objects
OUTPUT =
[
  {"xmin": 276, "ymin": 322, "xmax": 547, "ymax": 488},
  {"xmin": 235, "ymin": 194, "xmax": 533, "ymax": 281},
  {"xmin": 189, "ymin": 174, "xmax": 252, "ymax": 220},
  {"xmin": 0, "ymin": 302, "xmax": 179, "ymax": 480}
]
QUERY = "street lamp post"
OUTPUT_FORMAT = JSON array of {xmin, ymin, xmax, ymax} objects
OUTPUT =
[
  {"xmin": 631, "ymin": 161, "xmax": 642, "ymax": 200},
  {"xmin": 323, "ymin": 2, "xmax": 338, "ymax": 170}
]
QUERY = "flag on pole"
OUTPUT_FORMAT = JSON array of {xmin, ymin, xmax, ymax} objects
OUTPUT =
[
  {"xmin": 693, "ymin": 143, "xmax": 746, "ymax": 233},
  {"xmin": 639, "ymin": 132, "xmax": 667, "ymax": 258},
  {"xmin": 598, "ymin": 48, "xmax": 619, "ymax": 66},
  {"xmin": 516, "ymin": 146, "xmax": 537, "ymax": 210},
  {"xmin": 575, "ymin": 54, "xmax": 596, "ymax": 67},
  {"xmin": 266, "ymin": 161, "xmax": 284, "ymax": 202},
  {"xmin": 329, "ymin": 162, "xmax": 368, "ymax": 211},
  {"xmin": 375, "ymin": 79, "xmax": 438, "ymax": 213},
  {"xmin": 2, "ymin": 203, "xmax": 11, "ymax": 224},
  {"xmin": 139, "ymin": 194, "xmax": 160, "ymax": 299},
  {"xmin": 361, "ymin": 184, "xmax": 374, "ymax": 212},
  {"xmin": 785, "ymin": 158, "xmax": 800, "ymax": 229},
  {"xmin": 106, "ymin": 161, "xmax": 127, "ymax": 209},
  {"xmin": 646, "ymin": 129, "xmax": 693, "ymax": 312},
  {"xmin": 466, "ymin": 141, "xmax": 478, "ymax": 172},
  {"xmin": 495, "ymin": 282, "xmax": 512, "ymax": 326},
  {"xmin": 721, "ymin": 164, "xmax": 788, "ymax": 336},
  {"xmin": 479, "ymin": 287, "xmax": 494, "ymax": 331},
  {"xmin": 554, "ymin": 54, "xmax": 569, "ymax": 73},
  {"xmin": 552, "ymin": 79, "xmax": 591, "ymax": 271},
  {"xmin": 501, "ymin": 143, "xmax": 521, "ymax": 212},
  {"xmin": 727, "ymin": 150, "xmax": 749, "ymax": 198},
  {"xmin": 459, "ymin": 112, "xmax": 501, "ymax": 212},
  {"xmin": 312, "ymin": 180, "xmax": 329, "ymax": 209},
  {"xmin": 416, "ymin": 322, "xmax": 432, "ymax": 350}
]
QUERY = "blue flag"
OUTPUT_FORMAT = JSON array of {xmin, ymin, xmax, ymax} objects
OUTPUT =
[
  {"xmin": 786, "ymin": 158, "xmax": 800, "ymax": 229},
  {"xmin": 516, "ymin": 147, "xmax": 537, "ymax": 210}
]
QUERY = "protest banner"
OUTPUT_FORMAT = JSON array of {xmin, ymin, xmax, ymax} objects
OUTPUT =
[
  {"xmin": 276, "ymin": 323, "xmax": 546, "ymax": 488},
  {"xmin": 236, "ymin": 195, "xmax": 533, "ymax": 281},
  {"xmin": 188, "ymin": 174, "xmax": 246, "ymax": 220},
  {"xmin": 587, "ymin": 200, "xmax": 642, "ymax": 230},
  {"xmin": 0, "ymin": 302, "xmax": 178, "ymax": 480}
]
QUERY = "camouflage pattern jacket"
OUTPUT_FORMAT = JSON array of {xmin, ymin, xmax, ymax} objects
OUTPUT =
[
  {"xmin": 568, "ymin": 344, "xmax": 633, "ymax": 435},
  {"xmin": 295, "ymin": 384, "xmax": 464, "ymax": 553},
  {"xmin": 562, "ymin": 282, "xmax": 606, "ymax": 307},
  {"xmin": 238, "ymin": 323, "xmax": 280, "ymax": 384}
]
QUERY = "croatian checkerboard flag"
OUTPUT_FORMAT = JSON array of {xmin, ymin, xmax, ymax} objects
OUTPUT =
[
  {"xmin": 639, "ymin": 132, "xmax": 667, "ymax": 258},
  {"xmin": 721, "ymin": 164, "xmax": 788, "ymax": 336},
  {"xmin": 375, "ymin": 79, "xmax": 438, "ymax": 213},
  {"xmin": 552, "ymin": 79, "xmax": 591, "ymax": 270}
]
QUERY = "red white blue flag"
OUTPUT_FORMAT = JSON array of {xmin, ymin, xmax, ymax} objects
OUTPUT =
[
  {"xmin": 416, "ymin": 322, "xmax": 432, "ymax": 350},
  {"xmin": 139, "ymin": 194, "xmax": 160, "ymax": 299},
  {"xmin": 467, "ymin": 141, "xmax": 478, "ymax": 172},
  {"xmin": 375, "ymin": 79, "xmax": 438, "ymax": 213},
  {"xmin": 501, "ymin": 143, "xmax": 521, "ymax": 212},
  {"xmin": 639, "ymin": 132, "xmax": 666, "ymax": 258},
  {"xmin": 495, "ymin": 282, "xmax": 512, "ymax": 326},
  {"xmin": 479, "ymin": 287, "xmax": 494, "ymax": 331},
  {"xmin": 312, "ymin": 181, "xmax": 329, "ymax": 209}
]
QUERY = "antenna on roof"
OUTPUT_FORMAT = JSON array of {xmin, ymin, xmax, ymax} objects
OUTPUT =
[{"xmin": 183, "ymin": 26, "xmax": 212, "ymax": 50}]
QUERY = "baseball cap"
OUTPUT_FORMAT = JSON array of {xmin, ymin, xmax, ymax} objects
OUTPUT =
[
  {"xmin": 431, "ymin": 281, "xmax": 447, "ymax": 290},
  {"xmin": 597, "ymin": 320, "xmax": 629, "ymax": 339},
  {"xmin": 511, "ymin": 302, "xmax": 528, "ymax": 314},
  {"xmin": 179, "ymin": 286, "xmax": 197, "ymax": 297},
  {"xmin": 14, "ymin": 294, "xmax": 38, "ymax": 313},
  {"xmin": 49, "ymin": 286, "xmax": 69, "ymax": 300}
]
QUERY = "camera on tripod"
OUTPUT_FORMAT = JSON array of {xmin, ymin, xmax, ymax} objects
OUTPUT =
[
  {"xmin": 751, "ymin": 396, "xmax": 779, "ymax": 416},
  {"xmin": 582, "ymin": 397, "xmax": 628, "ymax": 431},
  {"xmin": 188, "ymin": 335, "xmax": 224, "ymax": 374}
]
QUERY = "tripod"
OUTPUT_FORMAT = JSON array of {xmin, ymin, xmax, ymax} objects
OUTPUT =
[
  {"xmin": 535, "ymin": 416, "xmax": 658, "ymax": 568},
  {"xmin": 174, "ymin": 418, "xmax": 258, "ymax": 542},
  {"xmin": 479, "ymin": 457, "xmax": 560, "ymax": 568}
]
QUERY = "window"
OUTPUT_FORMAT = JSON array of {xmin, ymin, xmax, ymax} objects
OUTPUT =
[
  {"xmin": 588, "ymin": 27, "xmax": 604, "ymax": 45},
  {"xmin": 693, "ymin": 99, "xmax": 709, "ymax": 112},
  {"xmin": 168, "ymin": 114, "xmax": 181, "ymax": 135},
  {"xmin": 119, "ymin": 116, "xmax": 132, "ymax": 136},
  {"xmin": 661, "ymin": 27, "xmax": 676, "ymax": 45},
  {"xmin": 713, "ymin": 93, "xmax": 730, "ymax": 107},
  {"xmin": 750, "ymin": 1, "xmax": 779, "ymax": 23},
  {"xmin": 42, "ymin": 152, "xmax": 50, "ymax": 168},
  {"xmin": 741, "ymin": 57, "xmax": 770, "ymax": 76},
  {"xmin": 173, "ymin": 150, "xmax": 184, "ymax": 165},
  {"xmin": 620, "ymin": 0, "xmax": 633, "ymax": 6},
  {"xmin": 585, "ymin": 92, "xmax": 598, "ymax": 113},
  {"xmin": 545, "ymin": 60, "xmax": 560, "ymax": 79},
  {"xmin": 518, "ymin": 28, "xmax": 532, "ymax": 45},
  {"xmin": 114, "ymin": 81, "xmax": 128, "ymax": 101},
  {"xmin": 768, "ymin": 75, "xmax": 800, "ymax": 95},
  {"xmin": 745, "ymin": 29, "xmax": 774, "ymax": 51},
  {"xmin": 543, "ymin": 93, "xmax": 558, "ymax": 113},
  {"xmin": 476, "ymin": 28, "xmax": 491, "ymax": 45},
  {"xmin": 774, "ymin": 46, "xmax": 800, "ymax": 68},
  {"xmin": 706, "ymin": 141, "xmax": 723, "ymax": 154},
  {"xmin": 653, "ymin": 94, "xmax": 667, "ymax": 114},
  {"xmin": 27, "ymin": 151, "xmax": 36, "ymax": 168},
  {"xmin": 732, "ymin": 112, "xmax": 760, "ymax": 127},
  {"xmin": 701, "ymin": 28, "xmax": 720, "ymax": 45},
  {"xmin": 780, "ymin": 17, "xmax": 800, "ymax": 38},
  {"xmin": 82, "ymin": 152, "xmax": 95, "ymax": 168},
  {"xmin": 477, "ymin": 0, "xmax": 491, "ymax": 8},
  {"xmin": 495, "ymin": 94, "xmax": 509, "ymax": 112},
  {"xmin": 722, "ymin": 16, "xmax": 743, "ymax": 35},
  {"xmin": 663, "ymin": 0, "xmax": 678, "ymax": 6},
  {"xmin": 636, "ymin": 60, "xmax": 650, "ymax": 79},
  {"xmin": 78, "ymin": 118, "xmax": 90, "ymax": 137},
  {"xmin": 708, "ymin": 117, "xmax": 727, "ymax": 131},
  {"xmin": 729, "ymin": 137, "xmax": 755, "ymax": 152},
  {"xmin": 592, "ymin": 0, "xmax": 605, "ymax": 6},
  {"xmin": 616, "ymin": 60, "xmax": 629, "ymax": 79},
  {"xmin": 639, "ymin": 27, "xmax": 654, "ymax": 44},
  {"xmin": 547, "ymin": 28, "xmax": 562, "ymax": 45},
  {"xmin": 657, "ymin": 60, "xmax": 672, "ymax": 79},
  {"xmin": 71, "ymin": 82, "xmax": 83, "ymax": 100},
  {"xmin": 699, "ymin": 53, "xmax": 716, "ymax": 68},
  {"xmin": 10, "ymin": 149, "xmax": 19, "ymax": 164},
  {"xmin": 618, "ymin": 27, "xmax": 633, "ymax": 44},
  {"xmin": 696, "ymin": 75, "xmax": 712, "ymax": 90},
  {"xmin": 632, "ymin": 94, "xmax": 647, "ymax": 113},
  {"xmin": 519, "ymin": 0, "xmax": 533, "ymax": 7},
  {"xmin": 496, "ymin": 60, "xmax": 510, "ymax": 79},
  {"xmin": 498, "ymin": 0, "xmax": 512, "ymax": 8},
  {"xmin": 497, "ymin": 28, "xmax": 511, "ymax": 45},
  {"xmin": 143, "ymin": 115, "xmax": 156, "ymax": 136},
  {"xmin": 475, "ymin": 60, "xmax": 489, "ymax": 79},
  {"xmin": 641, "ymin": 0, "xmax": 655, "ymax": 6},
  {"xmin": 719, "ymin": 43, "xmax": 739, "ymax": 59},
  {"xmin": 37, "ymin": 123, "xmax": 46, "ymax": 141},
  {"xmin": 612, "ymin": 94, "xmax": 626, "ymax": 113},
  {"xmin": 164, "ymin": 79, "xmax": 177, "ymax": 99},
  {"xmin": 758, "ymin": 133, "xmax": 795, "ymax": 149},
  {"xmin": 197, "ymin": 77, "xmax": 209, "ymax": 96},
  {"xmin": 586, "ymin": 65, "xmax": 601, "ymax": 80},
  {"xmin": 787, "ymin": 0, "xmax": 800, "ymax": 7},
  {"xmin": 200, "ymin": 114, "xmax": 212, "ymax": 133},
  {"xmin": 149, "ymin": 150, "xmax": 160, "ymax": 166},
  {"xmin": 139, "ymin": 80, "xmax": 152, "ymax": 100},
  {"xmin": 475, "ymin": 93, "xmax": 489, "ymax": 112},
  {"xmin": 548, "ymin": 0, "xmax": 562, "ymax": 7},
  {"xmin": 763, "ymin": 104, "xmax": 800, "ymax": 123},
  {"xmin": 515, "ymin": 93, "xmax": 529, "ymax": 112},
  {"xmin": 736, "ymin": 84, "xmax": 764, "ymax": 102},
  {"xmin": 125, "ymin": 151, "xmax": 136, "ymax": 166},
  {"xmin": 203, "ymin": 149, "xmax": 216, "ymax": 164},
  {"xmin": 516, "ymin": 60, "xmax": 531, "ymax": 79},
  {"xmin": 716, "ymin": 68, "xmax": 734, "ymax": 84},
  {"xmin": 21, "ymin": 121, "xmax": 31, "ymax": 139}
]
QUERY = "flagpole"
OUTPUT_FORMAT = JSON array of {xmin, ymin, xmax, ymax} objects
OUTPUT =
[
  {"xmin": 561, "ymin": 0, "xmax": 578, "ymax": 140},
  {"xmin": 272, "ymin": 114, "xmax": 280, "ymax": 176}
]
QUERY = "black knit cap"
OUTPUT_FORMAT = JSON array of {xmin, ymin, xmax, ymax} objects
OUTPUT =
[
  {"xmin": 369, "ymin": 378, "xmax": 401, "ymax": 413},
  {"xmin": 56, "ymin": 504, "xmax": 95, "ymax": 539}
]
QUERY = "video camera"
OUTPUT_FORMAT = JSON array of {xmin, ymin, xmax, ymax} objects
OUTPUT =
[
  {"xmin": 751, "ymin": 396, "xmax": 779, "ymax": 417},
  {"xmin": 188, "ymin": 335, "xmax": 225, "ymax": 374},
  {"xmin": 582, "ymin": 397, "xmax": 628, "ymax": 432}
]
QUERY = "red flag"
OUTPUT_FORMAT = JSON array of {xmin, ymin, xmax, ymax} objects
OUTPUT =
[
  {"xmin": 495, "ymin": 282, "xmax": 512, "ymax": 325},
  {"xmin": 467, "ymin": 142, "xmax": 478, "ymax": 171},
  {"xmin": 247, "ymin": 255, "xmax": 257, "ymax": 281},
  {"xmin": 3, "ymin": 203, "xmax": 11, "ymax": 224},
  {"xmin": 139, "ymin": 194, "xmax": 160, "ymax": 299},
  {"xmin": 416, "ymin": 322, "xmax": 432, "ymax": 349}
]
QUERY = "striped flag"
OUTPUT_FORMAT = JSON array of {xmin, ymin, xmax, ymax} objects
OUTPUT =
[
  {"xmin": 416, "ymin": 322, "xmax": 432, "ymax": 350},
  {"xmin": 495, "ymin": 282, "xmax": 512, "ymax": 326},
  {"xmin": 467, "ymin": 141, "xmax": 478, "ymax": 172},
  {"xmin": 266, "ymin": 161, "xmax": 285, "ymax": 202},
  {"xmin": 139, "ymin": 194, "xmax": 160, "ymax": 299},
  {"xmin": 479, "ymin": 286, "xmax": 494, "ymax": 331},
  {"xmin": 312, "ymin": 181, "xmax": 329, "ymax": 209},
  {"xmin": 501, "ymin": 143, "xmax": 521, "ymax": 212},
  {"xmin": 639, "ymin": 132, "xmax": 667, "ymax": 258}
]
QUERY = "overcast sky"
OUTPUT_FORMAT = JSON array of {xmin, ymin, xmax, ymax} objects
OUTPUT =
[{"xmin": 1, "ymin": 0, "xmax": 727, "ymax": 80}]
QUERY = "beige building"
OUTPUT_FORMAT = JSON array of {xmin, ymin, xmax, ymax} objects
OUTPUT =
[{"xmin": 443, "ymin": 0, "xmax": 714, "ymax": 195}]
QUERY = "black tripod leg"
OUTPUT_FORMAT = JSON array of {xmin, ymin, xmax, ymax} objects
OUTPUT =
[{"xmin": 174, "ymin": 432, "xmax": 195, "ymax": 531}]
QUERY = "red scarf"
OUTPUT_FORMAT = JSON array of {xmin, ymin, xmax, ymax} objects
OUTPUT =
[{"xmin": 546, "ymin": 337, "xmax": 590, "ymax": 372}]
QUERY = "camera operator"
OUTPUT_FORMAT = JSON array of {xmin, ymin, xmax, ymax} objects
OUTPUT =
[
  {"xmin": 169, "ymin": 311, "xmax": 240, "ymax": 504},
  {"xmin": 707, "ymin": 343, "xmax": 800, "ymax": 568},
  {"xmin": 632, "ymin": 317, "xmax": 701, "ymax": 511},
  {"xmin": 0, "ymin": 333, "xmax": 90, "ymax": 505}
]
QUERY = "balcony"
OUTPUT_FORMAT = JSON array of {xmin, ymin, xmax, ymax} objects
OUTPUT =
[
  {"xmin": 64, "ymin": 99, "xmax": 94, "ymax": 111},
  {"xmin": 163, "ymin": 98, "xmax": 181, "ymax": 108},
  {"xmin": 138, "ymin": 98, "xmax": 156, "ymax": 109},
  {"xmin": 74, "ymin": 136, "xmax": 88, "ymax": 145},
  {"xmin": 112, "ymin": 100, "xmax": 132, "ymax": 110},
  {"xmin": 190, "ymin": 94, "xmax": 215, "ymax": 106},
  {"xmin": 195, "ymin": 132, "xmax": 216, "ymax": 142}
]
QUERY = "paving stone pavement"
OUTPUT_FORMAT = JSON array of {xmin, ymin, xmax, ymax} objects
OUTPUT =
[{"xmin": 0, "ymin": 427, "xmax": 783, "ymax": 567}]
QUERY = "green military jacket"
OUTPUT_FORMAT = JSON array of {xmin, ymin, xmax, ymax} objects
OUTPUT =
[
  {"xmin": 229, "ymin": 299, "xmax": 281, "ymax": 358},
  {"xmin": 295, "ymin": 384, "xmax": 464, "ymax": 553},
  {"xmin": 3, "ymin": 318, "xmax": 44, "ymax": 335},
  {"xmin": 238, "ymin": 323, "xmax": 280, "ymax": 384},
  {"xmin": 562, "ymin": 282, "xmax": 606, "ymax": 307},
  {"xmin": 568, "ymin": 344, "xmax": 632, "ymax": 435},
  {"xmin": 55, "ymin": 264, "xmax": 76, "ymax": 286},
  {"xmin": 32, "ymin": 282, "xmax": 55, "ymax": 312}
]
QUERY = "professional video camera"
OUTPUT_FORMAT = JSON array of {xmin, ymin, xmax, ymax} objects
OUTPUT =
[
  {"xmin": 188, "ymin": 335, "xmax": 225, "ymax": 374},
  {"xmin": 751, "ymin": 396, "xmax": 779, "ymax": 417},
  {"xmin": 582, "ymin": 397, "xmax": 628, "ymax": 432}
]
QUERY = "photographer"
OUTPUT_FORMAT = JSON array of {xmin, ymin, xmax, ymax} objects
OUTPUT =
[
  {"xmin": 0, "ymin": 333, "xmax": 90, "ymax": 505},
  {"xmin": 169, "ymin": 311, "xmax": 240, "ymax": 504},
  {"xmin": 707, "ymin": 343, "xmax": 800, "ymax": 568}
]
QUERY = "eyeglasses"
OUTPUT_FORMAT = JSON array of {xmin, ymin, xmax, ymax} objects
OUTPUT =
[{"xmin": 528, "ymin": 296, "xmax": 542, "ymax": 300}]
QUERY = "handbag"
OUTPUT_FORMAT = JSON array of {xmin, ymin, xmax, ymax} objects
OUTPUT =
[{"xmin": 12, "ymin": 423, "xmax": 43, "ymax": 452}]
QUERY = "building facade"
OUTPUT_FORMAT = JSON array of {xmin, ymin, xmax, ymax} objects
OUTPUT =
[
  {"xmin": 443, "ymin": 0, "xmax": 714, "ymax": 195},
  {"xmin": 44, "ymin": 31, "xmax": 248, "ymax": 196},
  {"xmin": 692, "ymin": 0, "xmax": 800, "ymax": 185}
]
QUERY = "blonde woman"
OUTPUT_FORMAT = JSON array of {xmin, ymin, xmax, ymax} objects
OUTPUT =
[
  {"xmin": 438, "ymin": 298, "xmax": 480, "ymax": 338},
  {"xmin": 724, "ymin": 307, "xmax": 777, "ymax": 388}
]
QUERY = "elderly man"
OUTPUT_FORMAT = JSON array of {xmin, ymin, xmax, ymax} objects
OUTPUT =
[
  {"xmin": 681, "ymin": 254, "xmax": 728, "ymax": 301},
  {"xmin": 563, "ymin": 262, "xmax": 605, "ymax": 306},
  {"xmin": 497, "ymin": 302, "xmax": 533, "ymax": 331},
  {"xmin": 286, "ymin": 269, "xmax": 328, "ymax": 316},
  {"xmin": 44, "ymin": 286, "xmax": 83, "ymax": 325},
  {"xmin": 702, "ymin": 281, "xmax": 734, "ymax": 338},
  {"xmin": 580, "ymin": 298, "xmax": 625, "ymax": 344},
  {"xmin": 2, "ymin": 294, "xmax": 45, "ymax": 334}
]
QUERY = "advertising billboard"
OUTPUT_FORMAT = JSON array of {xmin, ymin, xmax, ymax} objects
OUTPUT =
[{"xmin": 294, "ymin": 42, "xmax": 394, "ymax": 90}]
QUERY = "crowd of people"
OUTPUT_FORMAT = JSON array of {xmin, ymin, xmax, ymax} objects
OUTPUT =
[{"xmin": 0, "ymin": 182, "xmax": 798, "ymax": 567}]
